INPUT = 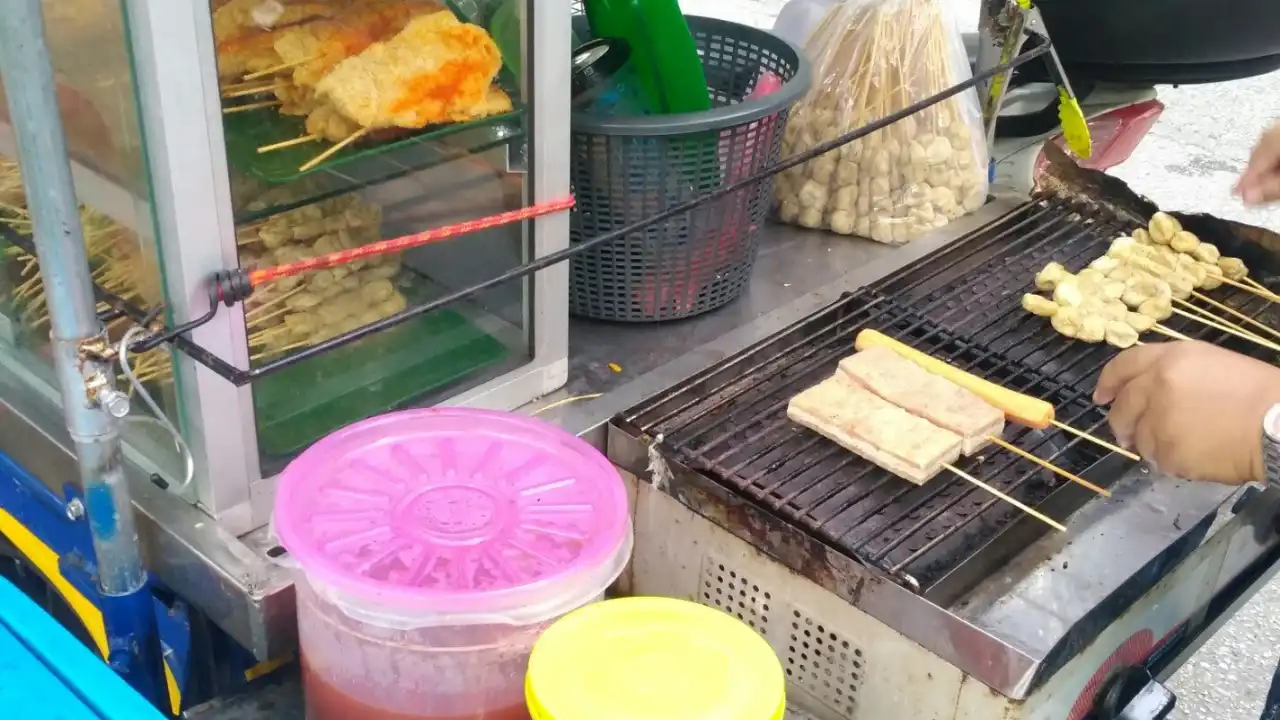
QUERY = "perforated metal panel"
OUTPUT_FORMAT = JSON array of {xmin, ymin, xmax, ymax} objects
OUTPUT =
[
  {"xmin": 700, "ymin": 553, "xmax": 864, "ymax": 718},
  {"xmin": 700, "ymin": 557, "xmax": 773, "ymax": 634},
  {"xmin": 783, "ymin": 608, "xmax": 863, "ymax": 717}
]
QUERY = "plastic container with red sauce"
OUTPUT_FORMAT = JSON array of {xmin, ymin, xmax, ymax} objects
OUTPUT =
[{"xmin": 272, "ymin": 408, "xmax": 633, "ymax": 720}]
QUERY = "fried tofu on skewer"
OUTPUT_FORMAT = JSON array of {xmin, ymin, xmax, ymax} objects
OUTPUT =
[{"xmin": 315, "ymin": 11, "xmax": 502, "ymax": 131}]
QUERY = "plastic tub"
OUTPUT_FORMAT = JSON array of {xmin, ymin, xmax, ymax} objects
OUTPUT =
[
  {"xmin": 526, "ymin": 597, "xmax": 786, "ymax": 719},
  {"xmin": 273, "ymin": 408, "xmax": 633, "ymax": 720}
]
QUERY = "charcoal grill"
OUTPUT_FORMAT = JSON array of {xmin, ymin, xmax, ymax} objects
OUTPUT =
[{"xmin": 607, "ymin": 149, "xmax": 1280, "ymax": 719}]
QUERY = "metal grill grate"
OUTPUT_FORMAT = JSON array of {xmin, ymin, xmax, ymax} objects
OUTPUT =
[{"xmin": 620, "ymin": 194, "xmax": 1278, "ymax": 599}]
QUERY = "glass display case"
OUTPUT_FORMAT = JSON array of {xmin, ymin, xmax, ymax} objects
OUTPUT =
[{"xmin": 1, "ymin": 0, "xmax": 571, "ymax": 535}]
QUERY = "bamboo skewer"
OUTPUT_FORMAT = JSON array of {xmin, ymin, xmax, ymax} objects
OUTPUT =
[
  {"xmin": 944, "ymin": 464, "xmax": 1067, "ymax": 532},
  {"xmin": 1220, "ymin": 276, "xmax": 1280, "ymax": 302},
  {"xmin": 986, "ymin": 436, "xmax": 1111, "ymax": 496},
  {"xmin": 251, "ymin": 340, "xmax": 311, "ymax": 362},
  {"xmin": 246, "ymin": 304, "xmax": 291, "ymax": 328},
  {"xmin": 1175, "ymin": 298, "xmax": 1264, "ymax": 340},
  {"xmin": 223, "ymin": 84, "xmax": 288, "ymax": 99},
  {"xmin": 257, "ymin": 135, "xmax": 321, "ymax": 154},
  {"xmin": 1152, "ymin": 324, "xmax": 1191, "ymax": 341},
  {"xmin": 242, "ymin": 56, "xmax": 317, "ymax": 81},
  {"xmin": 1187, "ymin": 292, "xmax": 1280, "ymax": 342},
  {"xmin": 1243, "ymin": 277, "xmax": 1271, "ymax": 294},
  {"xmin": 299, "ymin": 128, "xmax": 369, "ymax": 172},
  {"xmin": 1051, "ymin": 420, "xmax": 1141, "ymax": 461},
  {"xmin": 220, "ymin": 78, "xmax": 279, "ymax": 92},
  {"xmin": 245, "ymin": 285, "xmax": 305, "ymax": 318},
  {"xmin": 1170, "ymin": 306, "xmax": 1280, "ymax": 352},
  {"xmin": 223, "ymin": 100, "xmax": 283, "ymax": 114}
]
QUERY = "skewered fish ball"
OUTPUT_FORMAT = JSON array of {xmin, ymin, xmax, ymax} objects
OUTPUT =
[
  {"xmin": 360, "ymin": 279, "xmax": 395, "ymax": 304},
  {"xmin": 1100, "ymin": 299, "xmax": 1129, "ymax": 322},
  {"xmin": 1053, "ymin": 276, "xmax": 1084, "ymax": 307},
  {"xmin": 1035, "ymin": 262, "xmax": 1069, "ymax": 291},
  {"xmin": 1090, "ymin": 256, "xmax": 1123, "ymax": 274},
  {"xmin": 1181, "ymin": 261, "xmax": 1208, "ymax": 288},
  {"xmin": 1105, "ymin": 321, "xmax": 1140, "ymax": 349},
  {"xmin": 284, "ymin": 312, "xmax": 317, "ymax": 339},
  {"xmin": 1077, "ymin": 316, "xmax": 1107, "ymax": 344},
  {"xmin": 1192, "ymin": 242, "xmax": 1221, "ymax": 264},
  {"xmin": 1149, "ymin": 212, "xmax": 1181, "ymax": 244},
  {"xmin": 1138, "ymin": 296, "xmax": 1173, "ymax": 321},
  {"xmin": 1078, "ymin": 268, "xmax": 1107, "ymax": 286},
  {"xmin": 1151, "ymin": 244, "xmax": 1180, "ymax": 269},
  {"xmin": 1170, "ymin": 230, "xmax": 1201, "ymax": 254},
  {"xmin": 1201, "ymin": 264, "xmax": 1225, "ymax": 290},
  {"xmin": 317, "ymin": 303, "xmax": 348, "ymax": 325},
  {"xmin": 1120, "ymin": 274, "xmax": 1165, "ymax": 309},
  {"xmin": 285, "ymin": 291, "xmax": 323, "ymax": 311},
  {"xmin": 1132, "ymin": 228, "xmax": 1152, "ymax": 245},
  {"xmin": 1022, "ymin": 293, "xmax": 1058, "ymax": 317},
  {"xmin": 379, "ymin": 291, "xmax": 407, "ymax": 317},
  {"xmin": 1107, "ymin": 237, "xmax": 1137, "ymax": 260},
  {"xmin": 1051, "ymin": 305, "xmax": 1084, "ymax": 338},
  {"xmin": 1166, "ymin": 271, "xmax": 1195, "ymax": 300},
  {"xmin": 1218, "ymin": 257, "xmax": 1248, "ymax": 281},
  {"xmin": 1109, "ymin": 266, "xmax": 1135, "ymax": 282},
  {"xmin": 1126, "ymin": 311, "xmax": 1157, "ymax": 333},
  {"xmin": 1101, "ymin": 280, "xmax": 1125, "ymax": 301}
]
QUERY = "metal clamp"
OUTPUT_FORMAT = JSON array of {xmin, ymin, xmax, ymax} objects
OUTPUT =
[{"xmin": 84, "ymin": 371, "xmax": 131, "ymax": 419}]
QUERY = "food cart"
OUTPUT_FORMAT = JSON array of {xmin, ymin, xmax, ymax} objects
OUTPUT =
[{"xmin": 4, "ymin": 0, "xmax": 1280, "ymax": 718}]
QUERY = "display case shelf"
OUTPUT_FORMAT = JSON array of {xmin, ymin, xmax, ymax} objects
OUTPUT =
[{"xmin": 229, "ymin": 112, "xmax": 525, "ymax": 225}]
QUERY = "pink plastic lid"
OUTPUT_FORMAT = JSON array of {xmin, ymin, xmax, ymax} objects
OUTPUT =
[{"xmin": 273, "ymin": 408, "xmax": 631, "ymax": 626}]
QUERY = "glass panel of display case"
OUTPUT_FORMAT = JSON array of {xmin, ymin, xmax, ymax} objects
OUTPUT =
[
  {"xmin": 0, "ymin": 0, "xmax": 186, "ymax": 483},
  {"xmin": 205, "ymin": 0, "xmax": 533, "ymax": 473}
]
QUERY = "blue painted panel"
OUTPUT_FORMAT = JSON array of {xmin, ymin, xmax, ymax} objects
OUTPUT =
[
  {"xmin": 0, "ymin": 623, "xmax": 97, "ymax": 719},
  {"xmin": 0, "ymin": 576, "xmax": 165, "ymax": 719}
]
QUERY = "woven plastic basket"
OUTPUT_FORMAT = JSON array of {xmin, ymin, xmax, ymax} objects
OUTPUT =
[{"xmin": 568, "ymin": 16, "xmax": 811, "ymax": 322}]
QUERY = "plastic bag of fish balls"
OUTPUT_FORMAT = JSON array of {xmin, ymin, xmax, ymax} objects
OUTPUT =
[{"xmin": 773, "ymin": 0, "xmax": 989, "ymax": 244}]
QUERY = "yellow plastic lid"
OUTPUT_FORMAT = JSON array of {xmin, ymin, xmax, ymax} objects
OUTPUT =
[{"xmin": 526, "ymin": 597, "xmax": 786, "ymax": 720}]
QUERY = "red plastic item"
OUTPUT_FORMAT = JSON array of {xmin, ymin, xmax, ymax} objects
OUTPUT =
[
  {"xmin": 636, "ymin": 73, "xmax": 784, "ymax": 316},
  {"xmin": 302, "ymin": 663, "xmax": 531, "ymax": 720},
  {"xmin": 1035, "ymin": 99, "xmax": 1164, "ymax": 179}
]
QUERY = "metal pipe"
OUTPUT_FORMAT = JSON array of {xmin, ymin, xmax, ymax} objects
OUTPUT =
[{"xmin": 0, "ymin": 0, "xmax": 164, "ymax": 708}]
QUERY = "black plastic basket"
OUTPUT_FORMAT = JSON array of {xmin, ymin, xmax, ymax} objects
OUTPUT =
[{"xmin": 569, "ymin": 15, "xmax": 811, "ymax": 322}]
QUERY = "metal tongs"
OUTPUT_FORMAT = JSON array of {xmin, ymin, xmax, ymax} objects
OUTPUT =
[{"xmin": 976, "ymin": 0, "xmax": 1092, "ymax": 160}]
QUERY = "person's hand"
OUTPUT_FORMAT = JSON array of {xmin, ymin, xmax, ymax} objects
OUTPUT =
[
  {"xmin": 1093, "ymin": 341, "xmax": 1280, "ymax": 485},
  {"xmin": 1236, "ymin": 123, "xmax": 1280, "ymax": 206}
]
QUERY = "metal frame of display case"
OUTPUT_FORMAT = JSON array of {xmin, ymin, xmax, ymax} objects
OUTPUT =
[
  {"xmin": 122, "ymin": 0, "xmax": 572, "ymax": 534},
  {"xmin": 0, "ymin": 0, "xmax": 573, "ymax": 684}
]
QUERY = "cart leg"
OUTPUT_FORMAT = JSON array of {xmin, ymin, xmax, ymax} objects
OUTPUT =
[{"xmin": 0, "ymin": 0, "xmax": 166, "ymax": 711}]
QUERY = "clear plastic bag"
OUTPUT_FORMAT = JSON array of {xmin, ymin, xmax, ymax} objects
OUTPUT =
[
  {"xmin": 771, "ymin": 0, "xmax": 840, "ymax": 47},
  {"xmin": 775, "ymin": 0, "xmax": 989, "ymax": 244}
]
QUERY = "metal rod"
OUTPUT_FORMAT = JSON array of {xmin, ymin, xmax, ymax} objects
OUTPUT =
[{"xmin": 0, "ymin": 0, "xmax": 163, "ymax": 707}]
